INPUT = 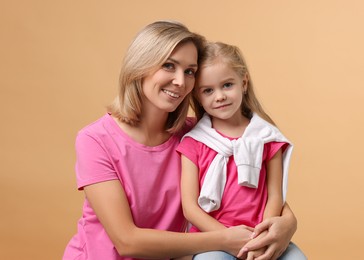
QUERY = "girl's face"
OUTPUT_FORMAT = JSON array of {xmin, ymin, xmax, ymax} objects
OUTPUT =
[
  {"xmin": 195, "ymin": 62, "xmax": 247, "ymax": 122},
  {"xmin": 142, "ymin": 41, "xmax": 198, "ymax": 114}
]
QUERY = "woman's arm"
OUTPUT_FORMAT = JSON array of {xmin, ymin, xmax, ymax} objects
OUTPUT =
[
  {"xmin": 85, "ymin": 179, "xmax": 253, "ymax": 259},
  {"xmin": 238, "ymin": 203, "xmax": 297, "ymax": 260},
  {"xmin": 180, "ymin": 155, "xmax": 227, "ymax": 231}
]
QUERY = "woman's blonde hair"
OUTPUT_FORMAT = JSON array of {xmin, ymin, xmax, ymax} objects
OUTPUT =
[
  {"xmin": 191, "ymin": 41, "xmax": 275, "ymax": 125},
  {"xmin": 107, "ymin": 20, "xmax": 206, "ymax": 133}
]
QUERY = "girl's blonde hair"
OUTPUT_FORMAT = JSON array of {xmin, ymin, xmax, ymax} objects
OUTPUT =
[
  {"xmin": 191, "ymin": 41, "xmax": 275, "ymax": 125},
  {"xmin": 107, "ymin": 20, "xmax": 206, "ymax": 133}
]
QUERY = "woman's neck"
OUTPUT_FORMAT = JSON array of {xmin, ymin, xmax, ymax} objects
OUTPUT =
[{"xmin": 113, "ymin": 111, "xmax": 171, "ymax": 146}]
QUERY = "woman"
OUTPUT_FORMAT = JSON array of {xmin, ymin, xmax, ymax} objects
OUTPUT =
[{"xmin": 63, "ymin": 20, "xmax": 298, "ymax": 260}]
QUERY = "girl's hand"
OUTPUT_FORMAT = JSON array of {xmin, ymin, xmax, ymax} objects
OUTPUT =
[{"xmin": 222, "ymin": 225, "xmax": 254, "ymax": 257}]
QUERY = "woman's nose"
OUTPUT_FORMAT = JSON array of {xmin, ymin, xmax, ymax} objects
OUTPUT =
[{"xmin": 172, "ymin": 70, "xmax": 185, "ymax": 87}]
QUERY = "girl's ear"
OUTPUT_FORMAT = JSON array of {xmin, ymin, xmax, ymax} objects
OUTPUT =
[{"xmin": 242, "ymin": 73, "xmax": 249, "ymax": 93}]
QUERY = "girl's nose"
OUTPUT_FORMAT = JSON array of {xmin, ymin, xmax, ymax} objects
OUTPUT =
[{"xmin": 215, "ymin": 90, "xmax": 226, "ymax": 101}]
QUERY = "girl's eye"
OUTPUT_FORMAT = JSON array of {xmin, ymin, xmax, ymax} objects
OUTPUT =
[
  {"xmin": 185, "ymin": 69, "xmax": 196, "ymax": 77},
  {"xmin": 162, "ymin": 63, "xmax": 175, "ymax": 70},
  {"xmin": 202, "ymin": 88, "xmax": 213, "ymax": 94},
  {"xmin": 223, "ymin": 82, "xmax": 233, "ymax": 88}
]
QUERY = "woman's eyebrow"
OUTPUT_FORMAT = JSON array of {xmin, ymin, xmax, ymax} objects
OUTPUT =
[{"xmin": 167, "ymin": 58, "xmax": 198, "ymax": 68}]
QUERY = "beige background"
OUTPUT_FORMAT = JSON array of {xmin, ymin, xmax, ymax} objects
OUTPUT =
[{"xmin": 1, "ymin": 0, "xmax": 364, "ymax": 259}]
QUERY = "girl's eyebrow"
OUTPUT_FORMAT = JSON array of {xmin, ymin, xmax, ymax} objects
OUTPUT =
[
  {"xmin": 221, "ymin": 77, "xmax": 236, "ymax": 82},
  {"xmin": 197, "ymin": 85, "xmax": 210, "ymax": 89},
  {"xmin": 166, "ymin": 58, "xmax": 198, "ymax": 68}
]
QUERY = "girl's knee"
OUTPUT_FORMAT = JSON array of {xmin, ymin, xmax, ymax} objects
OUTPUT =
[
  {"xmin": 193, "ymin": 251, "xmax": 236, "ymax": 260},
  {"xmin": 279, "ymin": 242, "xmax": 307, "ymax": 260}
]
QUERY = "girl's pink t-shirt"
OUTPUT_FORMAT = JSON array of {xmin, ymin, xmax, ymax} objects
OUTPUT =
[
  {"xmin": 177, "ymin": 134, "xmax": 286, "ymax": 230},
  {"xmin": 63, "ymin": 114, "xmax": 194, "ymax": 260}
]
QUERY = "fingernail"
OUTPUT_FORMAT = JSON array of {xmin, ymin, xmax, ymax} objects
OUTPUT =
[{"xmin": 250, "ymin": 232, "xmax": 255, "ymax": 239}]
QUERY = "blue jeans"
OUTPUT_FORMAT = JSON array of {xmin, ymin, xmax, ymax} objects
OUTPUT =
[
  {"xmin": 192, "ymin": 242, "xmax": 307, "ymax": 260},
  {"xmin": 279, "ymin": 242, "xmax": 307, "ymax": 259}
]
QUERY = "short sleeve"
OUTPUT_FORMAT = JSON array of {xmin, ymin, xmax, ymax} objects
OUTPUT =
[
  {"xmin": 176, "ymin": 136, "xmax": 199, "ymax": 166},
  {"xmin": 265, "ymin": 142, "xmax": 289, "ymax": 162},
  {"xmin": 75, "ymin": 131, "xmax": 118, "ymax": 190}
]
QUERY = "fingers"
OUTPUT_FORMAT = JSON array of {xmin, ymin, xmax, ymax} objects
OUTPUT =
[
  {"xmin": 252, "ymin": 219, "xmax": 272, "ymax": 238},
  {"xmin": 243, "ymin": 235, "xmax": 272, "ymax": 252},
  {"xmin": 246, "ymin": 252, "xmax": 254, "ymax": 260},
  {"xmin": 237, "ymin": 247, "xmax": 248, "ymax": 259},
  {"xmin": 254, "ymin": 249, "xmax": 274, "ymax": 260},
  {"xmin": 253, "ymin": 244, "xmax": 284, "ymax": 260},
  {"xmin": 246, "ymin": 249, "xmax": 265, "ymax": 260}
]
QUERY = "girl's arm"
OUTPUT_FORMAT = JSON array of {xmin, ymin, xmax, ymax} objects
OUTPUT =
[
  {"xmin": 84, "ymin": 179, "xmax": 253, "ymax": 259},
  {"xmin": 245, "ymin": 147, "xmax": 284, "ymax": 259},
  {"xmin": 263, "ymin": 148, "xmax": 284, "ymax": 219},
  {"xmin": 180, "ymin": 155, "xmax": 227, "ymax": 231}
]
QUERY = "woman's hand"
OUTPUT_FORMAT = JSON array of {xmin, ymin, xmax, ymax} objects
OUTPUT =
[{"xmin": 238, "ymin": 203, "xmax": 297, "ymax": 260}]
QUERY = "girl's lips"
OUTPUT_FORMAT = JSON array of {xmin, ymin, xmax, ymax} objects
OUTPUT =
[{"xmin": 214, "ymin": 103, "xmax": 231, "ymax": 109}]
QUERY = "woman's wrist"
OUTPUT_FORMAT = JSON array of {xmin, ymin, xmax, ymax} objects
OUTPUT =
[{"xmin": 281, "ymin": 203, "xmax": 297, "ymax": 234}]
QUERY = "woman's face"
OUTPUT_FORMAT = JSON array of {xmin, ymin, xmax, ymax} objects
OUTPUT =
[{"xmin": 142, "ymin": 41, "xmax": 198, "ymax": 114}]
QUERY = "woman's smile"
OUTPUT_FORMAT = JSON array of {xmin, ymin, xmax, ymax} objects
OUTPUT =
[{"xmin": 162, "ymin": 89, "xmax": 181, "ymax": 99}]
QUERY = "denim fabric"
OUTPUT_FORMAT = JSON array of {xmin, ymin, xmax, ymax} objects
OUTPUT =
[
  {"xmin": 279, "ymin": 242, "xmax": 307, "ymax": 260},
  {"xmin": 193, "ymin": 251, "xmax": 236, "ymax": 260},
  {"xmin": 192, "ymin": 242, "xmax": 306, "ymax": 260}
]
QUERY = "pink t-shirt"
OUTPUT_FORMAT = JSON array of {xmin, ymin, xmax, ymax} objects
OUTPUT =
[
  {"xmin": 63, "ymin": 114, "xmax": 194, "ymax": 260},
  {"xmin": 177, "ymin": 134, "xmax": 286, "ymax": 230}
]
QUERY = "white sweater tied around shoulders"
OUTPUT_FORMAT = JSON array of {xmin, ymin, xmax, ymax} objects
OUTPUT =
[{"xmin": 182, "ymin": 113, "xmax": 293, "ymax": 213}]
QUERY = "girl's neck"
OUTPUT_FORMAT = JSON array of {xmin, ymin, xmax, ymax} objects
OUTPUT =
[{"xmin": 211, "ymin": 114, "xmax": 250, "ymax": 138}]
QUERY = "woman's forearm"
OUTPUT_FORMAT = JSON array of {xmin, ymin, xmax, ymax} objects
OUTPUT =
[
  {"xmin": 281, "ymin": 202, "xmax": 297, "ymax": 234},
  {"xmin": 85, "ymin": 180, "xmax": 253, "ymax": 258},
  {"xmin": 116, "ymin": 226, "xmax": 251, "ymax": 258},
  {"xmin": 116, "ymin": 228, "xmax": 218, "ymax": 258}
]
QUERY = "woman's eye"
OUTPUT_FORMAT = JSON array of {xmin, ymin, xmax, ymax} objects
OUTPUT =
[
  {"xmin": 162, "ymin": 63, "xmax": 175, "ymax": 70},
  {"xmin": 185, "ymin": 69, "xmax": 196, "ymax": 77}
]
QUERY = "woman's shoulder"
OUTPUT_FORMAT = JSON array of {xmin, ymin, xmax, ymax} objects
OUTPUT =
[{"xmin": 77, "ymin": 113, "xmax": 112, "ymax": 139}]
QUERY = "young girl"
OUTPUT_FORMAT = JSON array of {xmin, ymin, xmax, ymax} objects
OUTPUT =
[{"xmin": 177, "ymin": 42, "xmax": 306, "ymax": 260}]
